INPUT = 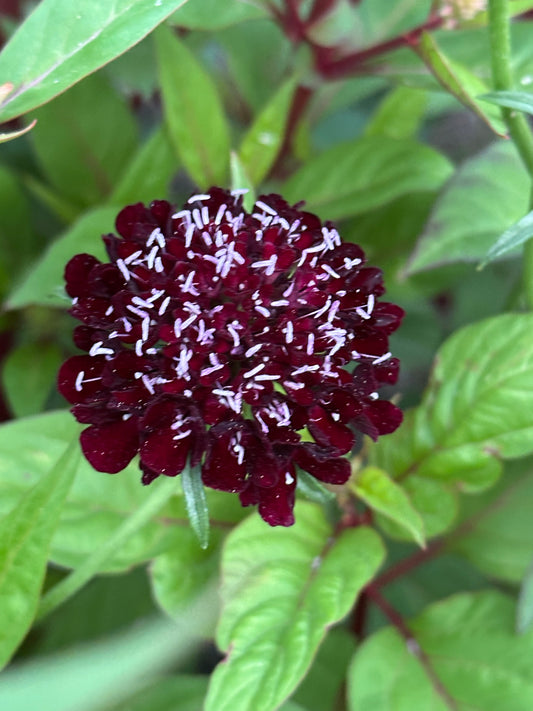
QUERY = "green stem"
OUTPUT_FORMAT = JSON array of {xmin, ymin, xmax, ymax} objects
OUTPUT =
[
  {"xmin": 489, "ymin": 0, "xmax": 533, "ymax": 307},
  {"xmin": 37, "ymin": 476, "xmax": 181, "ymax": 622}
]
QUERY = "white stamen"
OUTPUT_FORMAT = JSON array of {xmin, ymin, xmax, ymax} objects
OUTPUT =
[
  {"xmin": 271, "ymin": 299, "xmax": 289, "ymax": 307},
  {"xmin": 254, "ymin": 200, "xmax": 277, "ymax": 216},
  {"xmin": 367, "ymin": 294, "xmax": 375, "ymax": 315},
  {"xmin": 372, "ymin": 351, "xmax": 392, "ymax": 365},
  {"xmin": 124, "ymin": 250, "xmax": 143, "ymax": 265},
  {"xmin": 173, "ymin": 209, "xmax": 191, "ymax": 220},
  {"xmin": 344, "ymin": 257, "xmax": 362, "ymax": 269},
  {"xmin": 201, "ymin": 205, "xmax": 209, "ymax": 226},
  {"xmin": 285, "ymin": 472, "xmax": 295, "ymax": 485},
  {"xmin": 75, "ymin": 371, "xmax": 85, "ymax": 392},
  {"xmin": 255, "ymin": 305, "xmax": 271, "ymax": 318},
  {"xmin": 126, "ymin": 304, "xmax": 149, "ymax": 320},
  {"xmin": 227, "ymin": 323, "xmax": 241, "ymax": 348},
  {"xmin": 154, "ymin": 257, "xmax": 164, "ymax": 272},
  {"xmin": 231, "ymin": 188, "xmax": 249, "ymax": 196},
  {"xmin": 200, "ymin": 364, "xmax": 224, "ymax": 377},
  {"xmin": 135, "ymin": 340, "xmax": 143, "ymax": 356},
  {"xmin": 244, "ymin": 363, "xmax": 265, "ymax": 379},
  {"xmin": 192, "ymin": 208, "xmax": 204, "ymax": 230},
  {"xmin": 214, "ymin": 203, "xmax": 227, "ymax": 226},
  {"xmin": 141, "ymin": 317, "xmax": 150, "ymax": 342},
  {"xmin": 369, "ymin": 392, "xmax": 379, "ymax": 401},
  {"xmin": 141, "ymin": 374, "xmax": 155, "ymax": 395},
  {"xmin": 185, "ymin": 223, "xmax": 195, "ymax": 247},
  {"xmin": 105, "ymin": 306, "xmax": 113, "ymax": 316},
  {"xmin": 321, "ymin": 264, "xmax": 341, "ymax": 279},
  {"xmin": 188, "ymin": 194, "xmax": 211, "ymax": 203},
  {"xmin": 284, "ymin": 321, "xmax": 294, "ymax": 344},
  {"xmin": 255, "ymin": 373, "xmax": 280, "ymax": 381},
  {"xmin": 158, "ymin": 296, "xmax": 171, "ymax": 316},
  {"xmin": 356, "ymin": 307, "xmax": 371, "ymax": 320},
  {"xmin": 307, "ymin": 333, "xmax": 315, "ymax": 355},
  {"xmin": 116, "ymin": 259, "xmax": 130, "ymax": 281},
  {"xmin": 245, "ymin": 344, "xmax": 263, "ymax": 358}
]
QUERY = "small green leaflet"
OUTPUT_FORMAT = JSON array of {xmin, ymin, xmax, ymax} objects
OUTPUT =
[{"xmin": 181, "ymin": 464, "xmax": 210, "ymax": 549}]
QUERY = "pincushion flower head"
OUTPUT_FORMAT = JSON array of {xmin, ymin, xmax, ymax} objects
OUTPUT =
[{"xmin": 58, "ymin": 188, "xmax": 403, "ymax": 526}]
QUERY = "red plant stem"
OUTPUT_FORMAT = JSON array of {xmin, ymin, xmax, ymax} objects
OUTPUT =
[
  {"xmin": 315, "ymin": 13, "xmax": 444, "ymax": 77},
  {"xmin": 365, "ymin": 586, "xmax": 459, "ymax": 710},
  {"xmin": 308, "ymin": 0, "xmax": 338, "ymax": 25},
  {"xmin": 373, "ymin": 537, "xmax": 446, "ymax": 589},
  {"xmin": 351, "ymin": 590, "xmax": 369, "ymax": 638}
]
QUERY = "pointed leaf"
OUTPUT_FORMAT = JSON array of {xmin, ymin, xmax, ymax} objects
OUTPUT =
[
  {"xmin": 479, "ymin": 208, "xmax": 533, "ymax": 268},
  {"xmin": 239, "ymin": 78, "xmax": 295, "ymax": 184},
  {"xmin": 480, "ymin": 90, "xmax": 533, "ymax": 115},
  {"xmin": 155, "ymin": 25, "xmax": 230, "ymax": 187},
  {"xmin": 0, "ymin": 0, "xmax": 191, "ymax": 123},
  {"xmin": 365, "ymin": 86, "xmax": 427, "ymax": 140},
  {"xmin": 0, "ymin": 441, "xmax": 78, "ymax": 668},
  {"xmin": 181, "ymin": 464, "xmax": 209, "ymax": 549},
  {"xmin": 283, "ymin": 136, "xmax": 452, "ymax": 220},
  {"xmin": 296, "ymin": 470, "xmax": 336, "ymax": 506},
  {"xmin": 0, "ymin": 119, "xmax": 36, "ymax": 143},
  {"xmin": 518, "ymin": 557, "xmax": 533, "ymax": 634},
  {"xmin": 416, "ymin": 32, "xmax": 506, "ymax": 136},
  {"xmin": 2, "ymin": 342, "xmax": 62, "ymax": 418},
  {"xmin": 170, "ymin": 0, "xmax": 267, "ymax": 30},
  {"xmin": 352, "ymin": 467, "xmax": 425, "ymax": 547},
  {"xmin": 205, "ymin": 502, "xmax": 385, "ymax": 711},
  {"xmin": 230, "ymin": 151, "xmax": 255, "ymax": 211}
]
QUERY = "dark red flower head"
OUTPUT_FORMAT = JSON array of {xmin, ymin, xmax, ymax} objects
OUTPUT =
[{"xmin": 58, "ymin": 188, "xmax": 403, "ymax": 526}]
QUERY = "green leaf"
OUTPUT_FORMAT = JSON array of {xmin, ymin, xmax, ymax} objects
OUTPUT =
[
  {"xmin": 7, "ymin": 206, "xmax": 117, "ymax": 309},
  {"xmin": 348, "ymin": 591, "xmax": 533, "ymax": 711},
  {"xmin": 406, "ymin": 141, "xmax": 530, "ymax": 273},
  {"xmin": 518, "ymin": 557, "xmax": 533, "ymax": 634},
  {"xmin": 365, "ymin": 86, "xmax": 427, "ymax": 140},
  {"xmin": 0, "ymin": 118, "xmax": 36, "ymax": 143},
  {"xmin": 205, "ymin": 502, "xmax": 385, "ymax": 711},
  {"xmin": 239, "ymin": 78, "xmax": 295, "ymax": 185},
  {"xmin": 230, "ymin": 151, "xmax": 256, "ymax": 211},
  {"xmin": 416, "ymin": 31, "xmax": 506, "ymax": 136},
  {"xmin": 108, "ymin": 675, "xmax": 209, "ymax": 711},
  {"xmin": 109, "ymin": 126, "xmax": 177, "ymax": 205},
  {"xmin": 352, "ymin": 467, "xmax": 425, "ymax": 547},
  {"xmin": 0, "ymin": 440, "xmax": 77, "ymax": 669},
  {"xmin": 170, "ymin": 0, "xmax": 267, "ymax": 30},
  {"xmin": 451, "ymin": 462, "xmax": 533, "ymax": 583},
  {"xmin": 31, "ymin": 73, "xmax": 138, "ymax": 208},
  {"xmin": 155, "ymin": 25, "xmax": 230, "ymax": 188},
  {"xmin": 0, "ymin": 608, "xmax": 210, "ymax": 711},
  {"xmin": 0, "ymin": 0, "xmax": 191, "ymax": 123},
  {"xmin": 0, "ymin": 165, "xmax": 36, "ymax": 294},
  {"xmin": 296, "ymin": 470, "xmax": 336, "ymax": 506},
  {"xmin": 181, "ymin": 464, "xmax": 210, "ymax": 550},
  {"xmin": 479, "ymin": 208, "xmax": 533, "ymax": 268},
  {"xmin": 150, "ymin": 527, "xmax": 221, "ymax": 622},
  {"xmin": 480, "ymin": 89, "xmax": 533, "ymax": 115},
  {"xmin": 373, "ymin": 314, "xmax": 533, "ymax": 495},
  {"xmin": 283, "ymin": 136, "xmax": 453, "ymax": 221},
  {"xmin": 2, "ymin": 342, "xmax": 62, "ymax": 417}
]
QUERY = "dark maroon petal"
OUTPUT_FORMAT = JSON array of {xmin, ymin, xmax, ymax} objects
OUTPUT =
[
  {"xmin": 366, "ymin": 400, "xmax": 403, "ymax": 436},
  {"xmin": 65, "ymin": 254, "xmax": 101, "ymax": 298},
  {"xmin": 294, "ymin": 443, "xmax": 351, "ymax": 484},
  {"xmin": 257, "ymin": 466, "xmax": 296, "ymax": 526},
  {"xmin": 202, "ymin": 423, "xmax": 248, "ymax": 492},
  {"xmin": 140, "ymin": 429, "xmax": 191, "ymax": 477},
  {"xmin": 58, "ymin": 355, "xmax": 106, "ymax": 404},
  {"xmin": 307, "ymin": 405, "xmax": 354, "ymax": 454},
  {"xmin": 80, "ymin": 417, "xmax": 139, "ymax": 473}
]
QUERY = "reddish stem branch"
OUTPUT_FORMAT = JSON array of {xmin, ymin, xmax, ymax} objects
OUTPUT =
[
  {"xmin": 365, "ymin": 586, "xmax": 459, "ymax": 710},
  {"xmin": 308, "ymin": 0, "xmax": 338, "ymax": 25},
  {"xmin": 314, "ymin": 14, "xmax": 444, "ymax": 78},
  {"xmin": 373, "ymin": 537, "xmax": 446, "ymax": 589}
]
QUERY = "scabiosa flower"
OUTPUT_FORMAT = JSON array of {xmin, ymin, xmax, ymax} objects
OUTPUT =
[{"xmin": 58, "ymin": 188, "xmax": 403, "ymax": 526}]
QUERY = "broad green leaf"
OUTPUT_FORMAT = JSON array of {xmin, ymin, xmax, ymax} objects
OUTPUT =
[
  {"xmin": 23, "ymin": 174, "xmax": 81, "ymax": 224},
  {"xmin": 479, "ymin": 208, "xmax": 533, "ymax": 268},
  {"xmin": 109, "ymin": 126, "xmax": 177, "ymax": 205},
  {"xmin": 0, "ymin": 441, "xmax": 77, "ymax": 669},
  {"xmin": 375, "ymin": 475, "xmax": 458, "ymax": 541},
  {"xmin": 7, "ymin": 206, "xmax": 117, "ymax": 309},
  {"xmin": 170, "ymin": 0, "xmax": 267, "ymax": 30},
  {"xmin": 2, "ymin": 342, "xmax": 62, "ymax": 417},
  {"xmin": 31, "ymin": 73, "xmax": 138, "ymax": 208},
  {"xmin": 0, "ymin": 410, "xmax": 243, "ymax": 572},
  {"xmin": 0, "ymin": 607, "xmax": 210, "ymax": 711},
  {"xmin": 0, "ymin": 0, "xmax": 191, "ymax": 123},
  {"xmin": 373, "ymin": 314, "xmax": 533, "ymax": 493},
  {"xmin": 109, "ymin": 675, "xmax": 209, "ymax": 711},
  {"xmin": 150, "ymin": 528, "xmax": 222, "ymax": 624},
  {"xmin": 292, "ymin": 628, "xmax": 355, "ymax": 711},
  {"xmin": 296, "ymin": 470, "xmax": 336, "ymax": 506},
  {"xmin": 365, "ymin": 86, "xmax": 427, "ymax": 140},
  {"xmin": 155, "ymin": 25, "xmax": 230, "ymax": 187},
  {"xmin": 416, "ymin": 32, "xmax": 506, "ymax": 136},
  {"xmin": 205, "ymin": 502, "xmax": 385, "ymax": 711},
  {"xmin": 181, "ymin": 465, "xmax": 209, "ymax": 549},
  {"xmin": 407, "ymin": 141, "xmax": 530, "ymax": 273},
  {"xmin": 348, "ymin": 591, "xmax": 533, "ymax": 711},
  {"xmin": 480, "ymin": 89, "xmax": 533, "ymax": 115},
  {"xmin": 518, "ymin": 557, "xmax": 533, "ymax": 634},
  {"xmin": 230, "ymin": 151, "xmax": 255, "ymax": 211},
  {"xmin": 352, "ymin": 467, "xmax": 425, "ymax": 547},
  {"xmin": 452, "ymin": 463, "xmax": 533, "ymax": 583},
  {"xmin": 239, "ymin": 78, "xmax": 295, "ymax": 185},
  {"xmin": 283, "ymin": 136, "xmax": 452, "ymax": 221}
]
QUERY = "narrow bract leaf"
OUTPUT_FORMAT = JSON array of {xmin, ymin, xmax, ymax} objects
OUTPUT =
[
  {"xmin": 239, "ymin": 78, "xmax": 296, "ymax": 184},
  {"xmin": 348, "ymin": 591, "xmax": 533, "ymax": 711},
  {"xmin": 352, "ymin": 467, "xmax": 425, "ymax": 547},
  {"xmin": 480, "ymin": 90, "xmax": 533, "ymax": 115},
  {"xmin": 181, "ymin": 465, "xmax": 210, "ymax": 549},
  {"xmin": 0, "ymin": 441, "xmax": 78, "ymax": 669},
  {"xmin": 416, "ymin": 32, "xmax": 506, "ymax": 136},
  {"xmin": 230, "ymin": 152, "xmax": 256, "ymax": 212},
  {"xmin": 479, "ymin": 209, "xmax": 533, "ymax": 268},
  {"xmin": 0, "ymin": 0, "xmax": 191, "ymax": 122},
  {"xmin": 365, "ymin": 86, "xmax": 427, "ymax": 140},
  {"xmin": 155, "ymin": 25, "xmax": 230, "ymax": 187},
  {"xmin": 0, "ymin": 119, "xmax": 36, "ymax": 143},
  {"xmin": 284, "ymin": 136, "xmax": 452, "ymax": 220},
  {"xmin": 205, "ymin": 502, "xmax": 385, "ymax": 711},
  {"xmin": 296, "ymin": 469, "xmax": 336, "ymax": 505},
  {"xmin": 170, "ymin": 0, "xmax": 267, "ymax": 30},
  {"xmin": 518, "ymin": 557, "xmax": 533, "ymax": 634}
]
